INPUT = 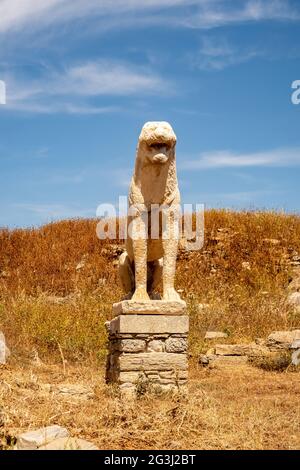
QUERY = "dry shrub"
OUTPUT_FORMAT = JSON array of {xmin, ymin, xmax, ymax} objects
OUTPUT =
[{"xmin": 250, "ymin": 352, "xmax": 300, "ymax": 372}]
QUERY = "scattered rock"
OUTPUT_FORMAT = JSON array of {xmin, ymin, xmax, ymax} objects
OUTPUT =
[
  {"xmin": 287, "ymin": 292, "xmax": 300, "ymax": 307},
  {"xmin": 200, "ymin": 337, "xmax": 281, "ymax": 369},
  {"xmin": 76, "ymin": 254, "xmax": 89, "ymax": 271},
  {"xmin": 200, "ymin": 354, "xmax": 248, "ymax": 368},
  {"xmin": 290, "ymin": 339, "xmax": 300, "ymax": 366},
  {"xmin": 54, "ymin": 384, "xmax": 94, "ymax": 400},
  {"xmin": 267, "ymin": 330, "xmax": 300, "ymax": 350},
  {"xmin": 205, "ymin": 331, "xmax": 228, "ymax": 340},
  {"xmin": 199, "ymin": 355, "xmax": 210, "ymax": 365},
  {"xmin": 242, "ymin": 261, "xmax": 251, "ymax": 271},
  {"xmin": 214, "ymin": 343, "xmax": 270, "ymax": 357},
  {"xmin": 201, "ymin": 330, "xmax": 300, "ymax": 369},
  {"xmin": 291, "ymin": 350, "xmax": 300, "ymax": 366},
  {"xmin": 290, "ymin": 339, "xmax": 300, "ymax": 350},
  {"xmin": 104, "ymin": 321, "xmax": 111, "ymax": 333},
  {"xmin": 38, "ymin": 437, "xmax": 99, "ymax": 450},
  {"xmin": 0, "ymin": 331, "xmax": 10, "ymax": 364},
  {"xmin": 290, "ymin": 254, "xmax": 300, "ymax": 265},
  {"xmin": 287, "ymin": 277, "xmax": 300, "ymax": 292},
  {"xmin": 15, "ymin": 425, "xmax": 69, "ymax": 450},
  {"xmin": 76, "ymin": 261, "xmax": 86, "ymax": 271}
]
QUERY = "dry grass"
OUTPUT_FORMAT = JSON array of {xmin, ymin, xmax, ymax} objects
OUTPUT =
[
  {"xmin": 0, "ymin": 210, "xmax": 300, "ymax": 361},
  {"xmin": 0, "ymin": 360, "xmax": 299, "ymax": 450},
  {"xmin": 0, "ymin": 209, "xmax": 300, "ymax": 450}
]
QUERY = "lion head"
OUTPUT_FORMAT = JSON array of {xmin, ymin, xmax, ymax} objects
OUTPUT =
[{"xmin": 138, "ymin": 121, "xmax": 177, "ymax": 165}]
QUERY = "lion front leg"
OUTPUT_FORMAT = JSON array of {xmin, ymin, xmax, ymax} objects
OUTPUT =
[
  {"xmin": 131, "ymin": 214, "xmax": 150, "ymax": 302},
  {"xmin": 162, "ymin": 208, "xmax": 182, "ymax": 302}
]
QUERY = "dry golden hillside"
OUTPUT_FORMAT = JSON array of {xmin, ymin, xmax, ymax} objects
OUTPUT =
[{"xmin": 0, "ymin": 209, "xmax": 299, "ymax": 362}]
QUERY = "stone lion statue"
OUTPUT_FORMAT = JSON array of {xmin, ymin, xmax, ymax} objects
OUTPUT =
[{"xmin": 119, "ymin": 121, "xmax": 182, "ymax": 302}]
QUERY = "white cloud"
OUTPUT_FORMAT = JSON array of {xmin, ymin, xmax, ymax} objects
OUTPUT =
[
  {"xmin": 57, "ymin": 62, "xmax": 166, "ymax": 96},
  {"xmin": 2, "ymin": 60, "xmax": 169, "ymax": 114},
  {"xmin": 0, "ymin": 1, "xmax": 299, "ymax": 114},
  {"xmin": 0, "ymin": 0, "xmax": 298, "ymax": 36},
  {"xmin": 182, "ymin": 148, "xmax": 300, "ymax": 169},
  {"xmin": 0, "ymin": 0, "xmax": 60, "ymax": 34},
  {"xmin": 191, "ymin": 36, "xmax": 262, "ymax": 70},
  {"xmin": 0, "ymin": 0, "xmax": 197, "ymax": 34},
  {"xmin": 183, "ymin": 0, "xmax": 300, "ymax": 29}
]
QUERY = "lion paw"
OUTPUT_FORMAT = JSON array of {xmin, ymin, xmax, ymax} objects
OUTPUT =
[
  {"xmin": 131, "ymin": 287, "xmax": 150, "ymax": 302},
  {"xmin": 163, "ymin": 287, "xmax": 182, "ymax": 302}
]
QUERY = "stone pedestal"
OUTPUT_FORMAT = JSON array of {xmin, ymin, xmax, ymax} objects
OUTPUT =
[{"xmin": 106, "ymin": 300, "xmax": 188, "ymax": 396}]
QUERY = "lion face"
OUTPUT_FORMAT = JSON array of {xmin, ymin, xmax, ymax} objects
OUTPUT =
[{"xmin": 138, "ymin": 121, "xmax": 177, "ymax": 165}]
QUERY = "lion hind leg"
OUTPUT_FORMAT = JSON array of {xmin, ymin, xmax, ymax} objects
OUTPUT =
[{"xmin": 119, "ymin": 251, "xmax": 135, "ymax": 299}]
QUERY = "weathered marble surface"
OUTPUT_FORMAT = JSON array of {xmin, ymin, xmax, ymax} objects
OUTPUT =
[
  {"xmin": 119, "ymin": 122, "xmax": 182, "ymax": 302},
  {"xmin": 113, "ymin": 300, "xmax": 186, "ymax": 316}
]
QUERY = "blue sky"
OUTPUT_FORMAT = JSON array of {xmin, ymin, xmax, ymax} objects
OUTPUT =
[{"xmin": 0, "ymin": 0, "xmax": 300, "ymax": 227}]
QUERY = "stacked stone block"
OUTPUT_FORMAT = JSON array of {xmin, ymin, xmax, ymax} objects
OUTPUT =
[{"xmin": 106, "ymin": 301, "xmax": 188, "ymax": 395}]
